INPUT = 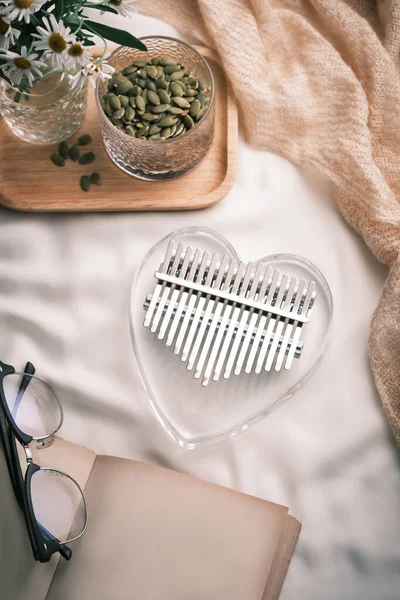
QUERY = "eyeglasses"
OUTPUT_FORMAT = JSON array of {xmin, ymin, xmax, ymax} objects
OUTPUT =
[{"xmin": 0, "ymin": 360, "xmax": 87, "ymax": 563}]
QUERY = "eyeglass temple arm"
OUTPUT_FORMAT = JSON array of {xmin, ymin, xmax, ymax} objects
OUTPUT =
[
  {"xmin": 38, "ymin": 522, "xmax": 72, "ymax": 561},
  {"xmin": 12, "ymin": 362, "xmax": 35, "ymax": 419}
]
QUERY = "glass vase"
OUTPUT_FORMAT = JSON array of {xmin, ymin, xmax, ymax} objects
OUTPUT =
[{"xmin": 0, "ymin": 71, "xmax": 88, "ymax": 145}]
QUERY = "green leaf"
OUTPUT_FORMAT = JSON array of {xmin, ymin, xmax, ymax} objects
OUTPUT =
[
  {"xmin": 82, "ymin": 3, "xmax": 118, "ymax": 14},
  {"xmin": 54, "ymin": 0, "xmax": 64, "ymax": 20},
  {"xmin": 82, "ymin": 20, "xmax": 147, "ymax": 51}
]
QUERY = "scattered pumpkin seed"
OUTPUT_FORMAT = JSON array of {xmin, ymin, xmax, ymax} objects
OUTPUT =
[
  {"xmin": 51, "ymin": 153, "xmax": 65, "ymax": 167},
  {"xmin": 59, "ymin": 141, "xmax": 69, "ymax": 159},
  {"xmin": 80, "ymin": 175, "xmax": 91, "ymax": 192},
  {"xmin": 90, "ymin": 172, "xmax": 102, "ymax": 185},
  {"xmin": 79, "ymin": 152, "xmax": 96, "ymax": 165},
  {"xmin": 69, "ymin": 144, "xmax": 80, "ymax": 161},
  {"xmin": 78, "ymin": 134, "xmax": 93, "ymax": 146}
]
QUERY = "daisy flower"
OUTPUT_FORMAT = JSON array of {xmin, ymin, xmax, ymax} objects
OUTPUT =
[
  {"xmin": 0, "ymin": 46, "xmax": 46, "ymax": 87},
  {"xmin": 0, "ymin": 0, "xmax": 45, "ymax": 24},
  {"xmin": 66, "ymin": 41, "xmax": 92, "ymax": 69},
  {"xmin": 73, "ymin": 59, "xmax": 114, "ymax": 89},
  {"xmin": 32, "ymin": 14, "xmax": 75, "ymax": 69},
  {"xmin": 104, "ymin": 0, "xmax": 136, "ymax": 18},
  {"xmin": 0, "ymin": 16, "xmax": 20, "ymax": 50}
]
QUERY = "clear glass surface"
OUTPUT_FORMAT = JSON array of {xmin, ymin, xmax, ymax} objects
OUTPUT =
[
  {"xmin": 130, "ymin": 227, "xmax": 333, "ymax": 448},
  {"xmin": 0, "ymin": 72, "xmax": 87, "ymax": 145},
  {"xmin": 31, "ymin": 467, "xmax": 87, "ymax": 543},
  {"xmin": 96, "ymin": 37, "xmax": 215, "ymax": 180},
  {"xmin": 3, "ymin": 373, "xmax": 63, "ymax": 439}
]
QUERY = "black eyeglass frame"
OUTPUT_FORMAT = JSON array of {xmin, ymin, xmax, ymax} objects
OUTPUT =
[{"xmin": 0, "ymin": 360, "xmax": 86, "ymax": 563}]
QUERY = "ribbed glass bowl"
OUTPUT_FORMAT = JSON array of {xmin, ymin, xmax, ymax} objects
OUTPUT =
[{"xmin": 96, "ymin": 37, "xmax": 215, "ymax": 181}]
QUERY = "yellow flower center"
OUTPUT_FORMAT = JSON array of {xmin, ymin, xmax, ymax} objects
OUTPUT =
[
  {"xmin": 48, "ymin": 32, "xmax": 67, "ymax": 54},
  {"xmin": 13, "ymin": 56, "xmax": 31, "ymax": 69},
  {"xmin": 0, "ymin": 17, "xmax": 9, "ymax": 35},
  {"xmin": 14, "ymin": 0, "xmax": 34, "ymax": 8},
  {"xmin": 68, "ymin": 43, "xmax": 84, "ymax": 58}
]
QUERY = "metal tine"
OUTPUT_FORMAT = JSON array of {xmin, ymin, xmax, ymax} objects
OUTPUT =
[
  {"xmin": 174, "ymin": 250, "xmax": 209, "ymax": 356},
  {"xmin": 144, "ymin": 240, "xmax": 176, "ymax": 327},
  {"xmin": 167, "ymin": 248, "xmax": 202, "ymax": 347},
  {"xmin": 223, "ymin": 262, "xmax": 255, "ymax": 379},
  {"xmin": 234, "ymin": 262, "xmax": 266, "ymax": 376},
  {"xmin": 254, "ymin": 269, "xmax": 282, "ymax": 374},
  {"xmin": 144, "ymin": 294, "xmax": 304, "ymax": 358},
  {"xmin": 245, "ymin": 266, "xmax": 274, "ymax": 374},
  {"xmin": 265, "ymin": 274, "xmax": 290, "ymax": 371},
  {"xmin": 194, "ymin": 255, "xmax": 232, "ymax": 381},
  {"xmin": 188, "ymin": 254, "xmax": 228, "ymax": 371},
  {"xmin": 212, "ymin": 261, "xmax": 247, "ymax": 382},
  {"xmin": 285, "ymin": 281, "xmax": 315, "ymax": 370},
  {"xmin": 201, "ymin": 258, "xmax": 239, "ymax": 386},
  {"xmin": 274, "ymin": 277, "xmax": 298, "ymax": 371},
  {"xmin": 158, "ymin": 246, "xmax": 193, "ymax": 340},
  {"xmin": 181, "ymin": 253, "xmax": 220, "ymax": 363},
  {"xmin": 151, "ymin": 242, "xmax": 184, "ymax": 333}
]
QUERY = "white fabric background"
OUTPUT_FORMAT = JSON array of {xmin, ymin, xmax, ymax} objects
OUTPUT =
[{"xmin": 1, "ymin": 13, "xmax": 400, "ymax": 600}]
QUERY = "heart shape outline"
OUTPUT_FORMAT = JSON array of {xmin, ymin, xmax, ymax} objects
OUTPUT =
[{"xmin": 130, "ymin": 227, "xmax": 333, "ymax": 448}]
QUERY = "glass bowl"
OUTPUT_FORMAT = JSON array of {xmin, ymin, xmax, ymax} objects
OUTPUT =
[
  {"xmin": 96, "ymin": 37, "xmax": 215, "ymax": 181},
  {"xmin": 130, "ymin": 227, "xmax": 333, "ymax": 448}
]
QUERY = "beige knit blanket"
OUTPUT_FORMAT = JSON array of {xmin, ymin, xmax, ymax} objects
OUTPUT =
[{"xmin": 136, "ymin": 0, "xmax": 400, "ymax": 443}]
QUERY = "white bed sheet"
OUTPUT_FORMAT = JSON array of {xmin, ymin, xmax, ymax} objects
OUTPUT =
[{"xmin": 1, "ymin": 14, "xmax": 400, "ymax": 600}]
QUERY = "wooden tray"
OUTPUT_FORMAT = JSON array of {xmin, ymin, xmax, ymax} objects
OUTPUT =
[{"xmin": 0, "ymin": 47, "xmax": 238, "ymax": 212}]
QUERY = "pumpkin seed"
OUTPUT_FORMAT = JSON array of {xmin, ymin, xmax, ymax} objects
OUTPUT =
[
  {"xmin": 147, "ymin": 65, "xmax": 158, "ymax": 79},
  {"xmin": 113, "ymin": 107, "xmax": 125, "ymax": 120},
  {"xmin": 69, "ymin": 144, "xmax": 80, "ymax": 161},
  {"xmin": 189, "ymin": 99, "xmax": 201, "ymax": 118},
  {"xmin": 160, "ymin": 56, "xmax": 176, "ymax": 66},
  {"xmin": 136, "ymin": 78, "xmax": 147, "ymax": 88},
  {"xmin": 90, "ymin": 172, "xmax": 102, "ymax": 185},
  {"xmin": 160, "ymin": 127, "xmax": 172, "ymax": 139},
  {"xmin": 138, "ymin": 68, "xmax": 147, "ymax": 79},
  {"xmin": 136, "ymin": 126, "xmax": 149, "ymax": 137},
  {"xmin": 129, "ymin": 96, "xmax": 136, "ymax": 107},
  {"xmin": 198, "ymin": 79, "xmax": 206, "ymax": 92},
  {"xmin": 174, "ymin": 122, "xmax": 185, "ymax": 136},
  {"xmin": 196, "ymin": 92, "xmax": 205, "ymax": 107},
  {"xmin": 125, "ymin": 126, "xmax": 136, "ymax": 137},
  {"xmin": 163, "ymin": 64, "xmax": 180, "ymax": 74},
  {"xmin": 78, "ymin": 133, "xmax": 93, "ymax": 146},
  {"xmin": 158, "ymin": 116, "xmax": 174, "ymax": 127},
  {"xmin": 109, "ymin": 94, "xmax": 121, "ymax": 110},
  {"xmin": 151, "ymin": 57, "xmax": 161, "ymax": 65},
  {"xmin": 142, "ymin": 112, "xmax": 159, "ymax": 122},
  {"xmin": 182, "ymin": 114, "xmax": 194, "ymax": 129},
  {"xmin": 170, "ymin": 70, "xmax": 185, "ymax": 81},
  {"xmin": 59, "ymin": 141, "xmax": 69, "ymax": 159},
  {"xmin": 195, "ymin": 107, "xmax": 206, "ymax": 121},
  {"xmin": 156, "ymin": 66, "xmax": 164, "ymax": 79},
  {"xmin": 51, "ymin": 153, "xmax": 65, "ymax": 167},
  {"xmin": 147, "ymin": 90, "xmax": 160, "ymax": 105},
  {"xmin": 172, "ymin": 96, "xmax": 190, "ymax": 108},
  {"xmin": 116, "ymin": 79, "xmax": 133, "ymax": 95},
  {"xmin": 123, "ymin": 65, "xmax": 138, "ymax": 75},
  {"xmin": 135, "ymin": 95, "xmax": 146, "ymax": 111},
  {"xmin": 79, "ymin": 152, "xmax": 96, "ymax": 165},
  {"xmin": 168, "ymin": 106, "xmax": 185, "ymax": 114},
  {"xmin": 149, "ymin": 134, "xmax": 161, "ymax": 140},
  {"xmin": 125, "ymin": 106, "xmax": 135, "ymax": 121},
  {"xmin": 155, "ymin": 79, "xmax": 168, "ymax": 90},
  {"xmin": 152, "ymin": 103, "xmax": 169, "ymax": 114},
  {"xmin": 134, "ymin": 60, "xmax": 147, "ymax": 67},
  {"xmin": 185, "ymin": 88, "xmax": 197, "ymax": 97},
  {"xmin": 158, "ymin": 89, "xmax": 170, "ymax": 104},
  {"xmin": 111, "ymin": 117, "xmax": 123, "ymax": 127},
  {"xmin": 119, "ymin": 95, "xmax": 129, "ymax": 107},
  {"xmin": 127, "ymin": 85, "xmax": 140, "ymax": 97},
  {"xmin": 80, "ymin": 175, "xmax": 91, "ymax": 192},
  {"xmin": 146, "ymin": 80, "xmax": 157, "ymax": 92},
  {"xmin": 149, "ymin": 124, "xmax": 161, "ymax": 135},
  {"xmin": 170, "ymin": 82, "xmax": 183, "ymax": 97}
]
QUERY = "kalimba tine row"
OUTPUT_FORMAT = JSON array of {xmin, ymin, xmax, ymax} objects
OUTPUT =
[{"xmin": 143, "ymin": 241, "xmax": 316, "ymax": 387}]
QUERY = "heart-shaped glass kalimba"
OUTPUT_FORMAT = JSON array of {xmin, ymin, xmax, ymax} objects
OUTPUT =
[{"xmin": 130, "ymin": 227, "xmax": 333, "ymax": 448}]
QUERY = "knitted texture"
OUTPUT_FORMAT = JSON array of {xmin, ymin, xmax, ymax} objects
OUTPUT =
[{"xmin": 136, "ymin": 0, "xmax": 400, "ymax": 443}]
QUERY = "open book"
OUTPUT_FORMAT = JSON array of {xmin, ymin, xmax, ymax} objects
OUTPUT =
[{"xmin": 1, "ymin": 437, "xmax": 300, "ymax": 600}]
